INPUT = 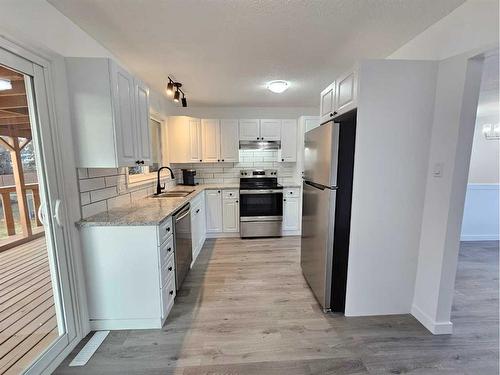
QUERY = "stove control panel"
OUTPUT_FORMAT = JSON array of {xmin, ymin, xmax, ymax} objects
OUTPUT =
[{"xmin": 240, "ymin": 169, "xmax": 278, "ymax": 177}]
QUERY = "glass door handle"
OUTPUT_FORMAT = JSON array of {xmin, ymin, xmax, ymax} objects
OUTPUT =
[
  {"xmin": 54, "ymin": 199, "xmax": 63, "ymax": 227},
  {"xmin": 37, "ymin": 202, "xmax": 46, "ymax": 226}
]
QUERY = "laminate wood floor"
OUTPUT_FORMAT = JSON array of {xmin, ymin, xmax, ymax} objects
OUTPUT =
[
  {"xmin": 55, "ymin": 238, "xmax": 499, "ymax": 375},
  {"xmin": 0, "ymin": 236, "xmax": 58, "ymax": 375}
]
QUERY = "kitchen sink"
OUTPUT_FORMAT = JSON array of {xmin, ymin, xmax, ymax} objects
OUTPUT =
[{"xmin": 153, "ymin": 190, "xmax": 195, "ymax": 198}]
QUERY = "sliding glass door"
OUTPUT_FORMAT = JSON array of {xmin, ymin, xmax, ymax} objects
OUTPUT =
[{"xmin": 0, "ymin": 46, "xmax": 76, "ymax": 374}]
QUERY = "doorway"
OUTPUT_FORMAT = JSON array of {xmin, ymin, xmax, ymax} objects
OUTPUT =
[{"xmin": 0, "ymin": 47, "xmax": 76, "ymax": 374}]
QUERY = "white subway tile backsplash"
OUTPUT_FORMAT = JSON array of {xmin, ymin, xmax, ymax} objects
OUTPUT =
[
  {"xmin": 80, "ymin": 192, "xmax": 90, "ymax": 205},
  {"xmin": 79, "ymin": 177, "xmax": 106, "ymax": 192},
  {"xmin": 82, "ymin": 200, "xmax": 107, "ymax": 218},
  {"xmin": 107, "ymin": 193, "xmax": 131, "ymax": 210},
  {"xmin": 88, "ymin": 168, "xmax": 119, "ymax": 178},
  {"xmin": 90, "ymin": 186, "xmax": 118, "ymax": 202},
  {"xmin": 78, "ymin": 168, "xmax": 88, "ymax": 179}
]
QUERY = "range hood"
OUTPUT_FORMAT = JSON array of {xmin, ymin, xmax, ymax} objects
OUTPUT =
[{"xmin": 239, "ymin": 140, "xmax": 281, "ymax": 150}]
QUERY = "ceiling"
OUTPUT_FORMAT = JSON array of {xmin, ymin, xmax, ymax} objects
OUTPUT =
[
  {"xmin": 0, "ymin": 66, "xmax": 32, "ymax": 139},
  {"xmin": 48, "ymin": 0, "xmax": 465, "ymax": 107}
]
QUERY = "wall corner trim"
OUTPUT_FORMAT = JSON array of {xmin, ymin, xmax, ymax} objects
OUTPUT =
[{"xmin": 411, "ymin": 304, "xmax": 453, "ymax": 335}]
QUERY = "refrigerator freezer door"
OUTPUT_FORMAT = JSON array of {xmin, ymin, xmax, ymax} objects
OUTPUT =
[
  {"xmin": 300, "ymin": 181, "xmax": 336, "ymax": 310},
  {"xmin": 303, "ymin": 121, "xmax": 339, "ymax": 188}
]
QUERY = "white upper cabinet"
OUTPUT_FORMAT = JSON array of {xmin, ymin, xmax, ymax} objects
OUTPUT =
[
  {"xmin": 259, "ymin": 119, "xmax": 281, "ymax": 141},
  {"xmin": 320, "ymin": 82, "xmax": 335, "ymax": 124},
  {"xmin": 279, "ymin": 119, "xmax": 297, "ymax": 162},
  {"xmin": 188, "ymin": 118, "xmax": 202, "ymax": 162},
  {"xmin": 168, "ymin": 116, "xmax": 200, "ymax": 163},
  {"xmin": 220, "ymin": 119, "xmax": 239, "ymax": 162},
  {"xmin": 335, "ymin": 69, "xmax": 358, "ymax": 116},
  {"xmin": 239, "ymin": 119, "xmax": 260, "ymax": 140},
  {"xmin": 135, "ymin": 79, "xmax": 151, "ymax": 164},
  {"xmin": 66, "ymin": 57, "xmax": 151, "ymax": 168},
  {"xmin": 201, "ymin": 119, "xmax": 221, "ymax": 162}
]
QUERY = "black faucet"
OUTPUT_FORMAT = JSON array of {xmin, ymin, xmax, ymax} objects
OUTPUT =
[{"xmin": 156, "ymin": 166, "xmax": 175, "ymax": 195}]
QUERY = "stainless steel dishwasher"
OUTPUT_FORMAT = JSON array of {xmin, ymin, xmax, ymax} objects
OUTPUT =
[{"xmin": 173, "ymin": 203, "xmax": 192, "ymax": 291}]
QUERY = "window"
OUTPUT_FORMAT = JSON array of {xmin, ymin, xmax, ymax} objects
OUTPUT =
[{"xmin": 128, "ymin": 118, "xmax": 163, "ymax": 183}]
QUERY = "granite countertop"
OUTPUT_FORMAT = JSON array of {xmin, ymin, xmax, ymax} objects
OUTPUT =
[{"xmin": 78, "ymin": 183, "xmax": 239, "ymax": 227}]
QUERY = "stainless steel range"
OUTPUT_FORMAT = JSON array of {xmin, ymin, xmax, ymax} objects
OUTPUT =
[{"xmin": 239, "ymin": 169, "xmax": 283, "ymax": 238}]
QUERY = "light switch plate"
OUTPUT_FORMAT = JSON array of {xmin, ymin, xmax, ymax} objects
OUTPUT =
[{"xmin": 433, "ymin": 162, "xmax": 443, "ymax": 177}]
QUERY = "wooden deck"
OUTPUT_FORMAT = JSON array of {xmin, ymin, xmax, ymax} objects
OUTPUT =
[{"xmin": 0, "ymin": 236, "xmax": 58, "ymax": 375}]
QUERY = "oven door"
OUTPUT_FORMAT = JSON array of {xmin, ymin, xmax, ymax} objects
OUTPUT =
[{"xmin": 239, "ymin": 189, "xmax": 283, "ymax": 220}]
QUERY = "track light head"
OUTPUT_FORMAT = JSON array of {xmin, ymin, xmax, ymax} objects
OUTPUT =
[
  {"xmin": 181, "ymin": 96, "xmax": 187, "ymax": 107},
  {"xmin": 166, "ymin": 81, "xmax": 174, "ymax": 97},
  {"xmin": 173, "ymin": 89, "xmax": 180, "ymax": 102}
]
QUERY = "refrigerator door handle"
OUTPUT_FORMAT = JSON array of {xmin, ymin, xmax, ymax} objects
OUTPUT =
[{"xmin": 304, "ymin": 180, "xmax": 338, "ymax": 191}]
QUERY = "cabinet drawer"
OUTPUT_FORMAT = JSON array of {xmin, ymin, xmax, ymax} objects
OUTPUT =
[
  {"xmin": 158, "ymin": 216, "xmax": 173, "ymax": 245},
  {"xmin": 159, "ymin": 235, "xmax": 174, "ymax": 268},
  {"xmin": 284, "ymin": 188, "xmax": 300, "ymax": 197},
  {"xmin": 161, "ymin": 277, "xmax": 176, "ymax": 319},
  {"xmin": 223, "ymin": 190, "xmax": 239, "ymax": 199},
  {"xmin": 160, "ymin": 252, "xmax": 175, "ymax": 288}
]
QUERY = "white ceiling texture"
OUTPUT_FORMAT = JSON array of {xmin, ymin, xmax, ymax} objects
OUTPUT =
[{"xmin": 48, "ymin": 0, "xmax": 465, "ymax": 107}]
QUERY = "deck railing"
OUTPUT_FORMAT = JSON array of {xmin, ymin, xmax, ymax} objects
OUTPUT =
[{"xmin": 0, "ymin": 182, "xmax": 42, "ymax": 238}]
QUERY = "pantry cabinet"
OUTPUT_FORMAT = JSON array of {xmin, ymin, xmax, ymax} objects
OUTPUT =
[
  {"xmin": 66, "ymin": 57, "xmax": 151, "ymax": 168},
  {"xmin": 279, "ymin": 119, "xmax": 297, "ymax": 162}
]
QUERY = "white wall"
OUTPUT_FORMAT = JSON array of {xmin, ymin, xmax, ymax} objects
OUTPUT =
[
  {"xmin": 388, "ymin": 0, "xmax": 499, "ymax": 61},
  {"xmin": 412, "ymin": 53, "xmax": 483, "ymax": 334},
  {"xmin": 168, "ymin": 106, "xmax": 318, "ymax": 119},
  {"xmin": 468, "ymin": 115, "xmax": 500, "ymax": 183},
  {"xmin": 344, "ymin": 59, "xmax": 438, "ymax": 316},
  {"xmin": 461, "ymin": 184, "xmax": 500, "ymax": 241}
]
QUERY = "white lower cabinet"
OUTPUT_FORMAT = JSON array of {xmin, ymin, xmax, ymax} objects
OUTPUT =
[
  {"xmin": 190, "ymin": 192, "xmax": 206, "ymax": 264},
  {"xmin": 205, "ymin": 189, "xmax": 240, "ymax": 236},
  {"xmin": 205, "ymin": 189, "xmax": 223, "ymax": 233},
  {"xmin": 283, "ymin": 188, "xmax": 301, "ymax": 233},
  {"xmin": 79, "ymin": 220, "xmax": 176, "ymax": 330},
  {"xmin": 222, "ymin": 190, "xmax": 239, "ymax": 232}
]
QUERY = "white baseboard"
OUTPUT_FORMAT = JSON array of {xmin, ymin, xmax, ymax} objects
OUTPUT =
[
  {"xmin": 206, "ymin": 232, "xmax": 240, "ymax": 238},
  {"xmin": 89, "ymin": 318, "xmax": 162, "ymax": 331},
  {"xmin": 411, "ymin": 304, "xmax": 453, "ymax": 335},
  {"xmin": 460, "ymin": 234, "xmax": 500, "ymax": 241}
]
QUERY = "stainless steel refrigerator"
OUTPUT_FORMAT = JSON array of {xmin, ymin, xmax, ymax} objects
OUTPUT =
[{"xmin": 301, "ymin": 113, "xmax": 356, "ymax": 312}]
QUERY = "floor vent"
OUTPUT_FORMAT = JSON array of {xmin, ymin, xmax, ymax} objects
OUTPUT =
[{"xmin": 69, "ymin": 330, "xmax": 109, "ymax": 367}]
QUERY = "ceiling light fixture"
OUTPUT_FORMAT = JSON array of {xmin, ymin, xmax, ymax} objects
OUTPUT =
[
  {"xmin": 166, "ymin": 79, "xmax": 174, "ymax": 97},
  {"xmin": 0, "ymin": 79, "xmax": 12, "ymax": 91},
  {"xmin": 482, "ymin": 123, "xmax": 500, "ymax": 140},
  {"xmin": 267, "ymin": 80, "xmax": 289, "ymax": 94},
  {"xmin": 166, "ymin": 76, "xmax": 188, "ymax": 107}
]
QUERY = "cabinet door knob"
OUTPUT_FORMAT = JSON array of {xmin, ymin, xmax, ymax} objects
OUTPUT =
[
  {"xmin": 167, "ymin": 247, "xmax": 172, "ymax": 252},
  {"xmin": 141, "ymin": 160, "xmax": 145, "ymax": 164},
  {"xmin": 284, "ymin": 198, "xmax": 287, "ymax": 201},
  {"xmin": 236, "ymin": 200, "xmax": 238, "ymax": 203},
  {"xmin": 282, "ymin": 158, "xmax": 285, "ymax": 162},
  {"xmin": 217, "ymin": 190, "xmax": 221, "ymax": 193},
  {"xmin": 200, "ymin": 159, "xmax": 202, "ymax": 162},
  {"xmin": 256, "ymin": 137, "xmax": 259, "ymax": 140},
  {"xmin": 135, "ymin": 160, "xmax": 141, "ymax": 164},
  {"xmin": 218, "ymin": 159, "xmax": 220, "ymax": 162},
  {"xmin": 169, "ymin": 290, "xmax": 174, "ymax": 295},
  {"xmin": 330, "ymin": 113, "xmax": 333, "ymax": 117},
  {"xmin": 261, "ymin": 137, "xmax": 264, "ymax": 140},
  {"xmin": 166, "ymin": 227, "xmax": 171, "ymax": 232},
  {"xmin": 333, "ymin": 111, "xmax": 338, "ymax": 115},
  {"xmin": 196, "ymin": 208, "xmax": 200, "ymax": 214},
  {"xmin": 222, "ymin": 159, "xmax": 224, "ymax": 162},
  {"xmin": 168, "ymin": 266, "xmax": 173, "ymax": 271}
]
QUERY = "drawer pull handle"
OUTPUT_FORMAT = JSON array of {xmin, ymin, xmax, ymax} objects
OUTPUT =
[
  {"xmin": 168, "ymin": 266, "xmax": 173, "ymax": 271},
  {"xmin": 196, "ymin": 208, "xmax": 200, "ymax": 214},
  {"xmin": 169, "ymin": 290, "xmax": 174, "ymax": 295}
]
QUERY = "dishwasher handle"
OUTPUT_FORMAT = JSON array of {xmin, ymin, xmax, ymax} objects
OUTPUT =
[{"xmin": 174, "ymin": 204, "xmax": 191, "ymax": 222}]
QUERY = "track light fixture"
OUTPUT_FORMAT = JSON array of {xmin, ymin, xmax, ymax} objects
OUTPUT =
[{"xmin": 166, "ymin": 76, "xmax": 188, "ymax": 107}]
